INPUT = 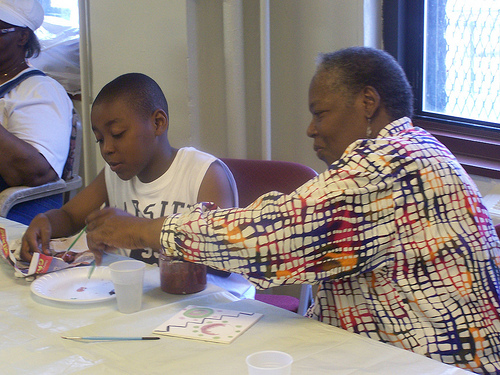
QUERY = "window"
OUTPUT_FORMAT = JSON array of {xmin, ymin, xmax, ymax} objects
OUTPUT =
[
  {"xmin": 383, "ymin": 0, "xmax": 500, "ymax": 179},
  {"xmin": 425, "ymin": 1, "xmax": 499, "ymax": 124},
  {"xmin": 31, "ymin": 0, "xmax": 80, "ymax": 96},
  {"xmin": 38, "ymin": 0, "xmax": 79, "ymax": 27}
]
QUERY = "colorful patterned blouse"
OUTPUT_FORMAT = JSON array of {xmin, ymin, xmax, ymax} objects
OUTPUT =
[{"xmin": 161, "ymin": 117, "xmax": 500, "ymax": 373}]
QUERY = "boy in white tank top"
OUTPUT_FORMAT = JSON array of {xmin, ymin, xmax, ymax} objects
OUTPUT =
[{"xmin": 20, "ymin": 73, "xmax": 254, "ymax": 299}]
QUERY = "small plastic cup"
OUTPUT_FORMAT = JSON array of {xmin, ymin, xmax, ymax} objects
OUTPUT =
[
  {"xmin": 109, "ymin": 260, "xmax": 146, "ymax": 313},
  {"xmin": 246, "ymin": 351, "xmax": 293, "ymax": 374}
]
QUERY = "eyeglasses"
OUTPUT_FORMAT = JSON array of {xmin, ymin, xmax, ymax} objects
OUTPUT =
[{"xmin": 0, "ymin": 27, "xmax": 16, "ymax": 36}]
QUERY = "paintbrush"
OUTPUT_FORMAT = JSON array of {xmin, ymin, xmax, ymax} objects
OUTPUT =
[
  {"xmin": 87, "ymin": 260, "xmax": 96, "ymax": 279},
  {"xmin": 62, "ymin": 336, "xmax": 160, "ymax": 341},
  {"xmin": 64, "ymin": 225, "xmax": 97, "ymax": 279},
  {"xmin": 60, "ymin": 225, "xmax": 87, "ymax": 260},
  {"xmin": 87, "ymin": 203, "xmax": 107, "ymax": 279}
]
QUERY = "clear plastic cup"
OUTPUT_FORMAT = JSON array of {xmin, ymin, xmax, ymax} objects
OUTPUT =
[
  {"xmin": 246, "ymin": 351, "xmax": 293, "ymax": 374},
  {"xmin": 109, "ymin": 260, "xmax": 146, "ymax": 313}
]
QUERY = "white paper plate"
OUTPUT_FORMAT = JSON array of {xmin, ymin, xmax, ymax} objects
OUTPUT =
[{"xmin": 30, "ymin": 266, "xmax": 116, "ymax": 304}]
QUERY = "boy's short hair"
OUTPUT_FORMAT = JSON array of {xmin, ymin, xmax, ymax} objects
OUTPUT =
[{"xmin": 93, "ymin": 73, "xmax": 169, "ymax": 119}]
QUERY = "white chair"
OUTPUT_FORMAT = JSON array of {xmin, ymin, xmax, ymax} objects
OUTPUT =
[{"xmin": 0, "ymin": 109, "xmax": 83, "ymax": 219}]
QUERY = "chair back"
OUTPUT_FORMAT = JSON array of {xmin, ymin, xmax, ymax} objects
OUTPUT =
[
  {"xmin": 220, "ymin": 158, "xmax": 318, "ymax": 207},
  {"xmin": 220, "ymin": 157, "xmax": 317, "ymax": 315},
  {"xmin": 62, "ymin": 109, "xmax": 82, "ymax": 181}
]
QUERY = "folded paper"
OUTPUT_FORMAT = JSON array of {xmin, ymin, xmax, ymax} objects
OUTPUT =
[{"xmin": 0, "ymin": 226, "xmax": 94, "ymax": 277}]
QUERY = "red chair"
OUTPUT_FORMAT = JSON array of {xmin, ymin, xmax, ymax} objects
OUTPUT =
[
  {"xmin": 221, "ymin": 158, "xmax": 318, "ymax": 314},
  {"xmin": 221, "ymin": 158, "xmax": 319, "ymax": 208}
]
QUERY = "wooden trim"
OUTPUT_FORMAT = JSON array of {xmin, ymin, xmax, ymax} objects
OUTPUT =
[{"xmin": 414, "ymin": 118, "xmax": 500, "ymax": 179}]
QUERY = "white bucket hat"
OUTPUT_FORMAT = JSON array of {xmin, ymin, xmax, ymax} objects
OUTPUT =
[{"xmin": 0, "ymin": 0, "xmax": 44, "ymax": 31}]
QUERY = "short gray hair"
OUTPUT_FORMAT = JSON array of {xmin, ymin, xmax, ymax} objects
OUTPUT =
[{"xmin": 315, "ymin": 46, "xmax": 414, "ymax": 119}]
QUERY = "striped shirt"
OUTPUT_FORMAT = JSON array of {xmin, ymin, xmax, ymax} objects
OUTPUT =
[{"xmin": 161, "ymin": 117, "xmax": 500, "ymax": 373}]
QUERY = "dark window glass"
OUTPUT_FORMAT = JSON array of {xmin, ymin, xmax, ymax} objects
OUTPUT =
[{"xmin": 383, "ymin": 0, "xmax": 500, "ymax": 178}]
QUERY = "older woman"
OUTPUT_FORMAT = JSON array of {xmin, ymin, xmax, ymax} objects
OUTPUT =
[
  {"xmin": 86, "ymin": 47, "xmax": 500, "ymax": 373},
  {"xmin": 0, "ymin": 0, "xmax": 73, "ymax": 223}
]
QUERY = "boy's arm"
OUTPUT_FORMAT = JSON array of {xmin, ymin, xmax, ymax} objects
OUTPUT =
[
  {"xmin": 87, "ymin": 161, "xmax": 236, "ymax": 263},
  {"xmin": 20, "ymin": 170, "xmax": 108, "ymax": 260},
  {"xmin": 197, "ymin": 160, "xmax": 236, "ymax": 209},
  {"xmin": 56, "ymin": 169, "xmax": 108, "ymax": 236}
]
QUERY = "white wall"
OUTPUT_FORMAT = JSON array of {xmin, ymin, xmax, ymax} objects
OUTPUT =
[
  {"xmin": 268, "ymin": 0, "xmax": 377, "ymax": 171},
  {"xmin": 78, "ymin": 0, "xmax": 500, "ymax": 224},
  {"xmin": 81, "ymin": 0, "xmax": 191, "ymax": 181},
  {"xmin": 79, "ymin": 0, "xmax": 381, "ymax": 182}
]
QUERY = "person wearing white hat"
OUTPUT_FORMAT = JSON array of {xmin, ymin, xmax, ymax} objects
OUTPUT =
[{"xmin": 0, "ymin": 0, "xmax": 73, "ymax": 224}]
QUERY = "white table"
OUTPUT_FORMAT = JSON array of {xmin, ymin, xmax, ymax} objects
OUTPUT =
[{"xmin": 0, "ymin": 217, "xmax": 472, "ymax": 374}]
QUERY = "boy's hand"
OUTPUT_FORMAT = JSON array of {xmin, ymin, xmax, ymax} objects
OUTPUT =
[
  {"xmin": 20, "ymin": 213, "xmax": 53, "ymax": 262},
  {"xmin": 86, "ymin": 208, "xmax": 163, "ymax": 264}
]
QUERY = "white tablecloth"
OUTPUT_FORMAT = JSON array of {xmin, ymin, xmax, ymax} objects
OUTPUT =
[{"xmin": 0, "ymin": 218, "xmax": 472, "ymax": 374}]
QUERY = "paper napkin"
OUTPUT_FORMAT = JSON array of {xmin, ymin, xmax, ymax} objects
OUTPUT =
[{"xmin": 153, "ymin": 305, "xmax": 263, "ymax": 344}]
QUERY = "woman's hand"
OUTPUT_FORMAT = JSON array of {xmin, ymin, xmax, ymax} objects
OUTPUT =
[
  {"xmin": 85, "ymin": 207, "xmax": 164, "ymax": 264},
  {"xmin": 20, "ymin": 213, "xmax": 53, "ymax": 262}
]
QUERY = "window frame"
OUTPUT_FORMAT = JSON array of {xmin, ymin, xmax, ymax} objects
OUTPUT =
[{"xmin": 382, "ymin": 0, "xmax": 500, "ymax": 179}]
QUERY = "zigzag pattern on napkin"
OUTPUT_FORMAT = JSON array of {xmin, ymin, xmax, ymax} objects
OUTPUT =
[{"xmin": 164, "ymin": 311, "xmax": 256, "ymax": 331}]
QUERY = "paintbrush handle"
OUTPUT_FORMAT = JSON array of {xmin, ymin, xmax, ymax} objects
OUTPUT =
[
  {"xmin": 87, "ymin": 261, "xmax": 96, "ymax": 279},
  {"xmin": 59, "ymin": 225, "xmax": 88, "ymax": 260},
  {"xmin": 62, "ymin": 336, "xmax": 160, "ymax": 341},
  {"xmin": 66, "ymin": 225, "xmax": 88, "ymax": 253}
]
